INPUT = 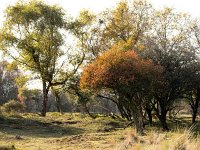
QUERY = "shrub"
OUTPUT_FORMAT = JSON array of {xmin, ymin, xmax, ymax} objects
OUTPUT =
[
  {"xmin": 0, "ymin": 145, "xmax": 16, "ymax": 150},
  {"xmin": 118, "ymin": 128, "xmax": 199, "ymax": 150},
  {"xmin": 2, "ymin": 99, "xmax": 24, "ymax": 113}
]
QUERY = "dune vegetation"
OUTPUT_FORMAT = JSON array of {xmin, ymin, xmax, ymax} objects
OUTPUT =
[{"xmin": 0, "ymin": 112, "xmax": 200, "ymax": 150}]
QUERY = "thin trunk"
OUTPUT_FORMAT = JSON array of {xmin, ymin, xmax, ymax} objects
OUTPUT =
[
  {"xmin": 145, "ymin": 101, "xmax": 153, "ymax": 125},
  {"xmin": 118, "ymin": 104, "xmax": 132, "ymax": 121},
  {"xmin": 169, "ymin": 110, "xmax": 173, "ymax": 120},
  {"xmin": 191, "ymin": 87, "xmax": 200, "ymax": 124},
  {"xmin": 130, "ymin": 94, "xmax": 144, "ymax": 135},
  {"xmin": 83, "ymin": 103, "xmax": 96, "ymax": 119},
  {"xmin": 192, "ymin": 110, "xmax": 197, "ymax": 124},
  {"xmin": 118, "ymin": 95, "xmax": 132, "ymax": 121},
  {"xmin": 146, "ymin": 108, "xmax": 153, "ymax": 125},
  {"xmin": 117, "ymin": 104, "xmax": 126, "ymax": 118},
  {"xmin": 154, "ymin": 96, "xmax": 170, "ymax": 131},
  {"xmin": 41, "ymin": 81, "xmax": 49, "ymax": 117},
  {"xmin": 132, "ymin": 109, "xmax": 144, "ymax": 135},
  {"xmin": 54, "ymin": 92, "xmax": 63, "ymax": 114},
  {"xmin": 158, "ymin": 111, "xmax": 169, "ymax": 131}
]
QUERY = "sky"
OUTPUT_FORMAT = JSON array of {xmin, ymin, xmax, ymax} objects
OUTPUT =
[
  {"xmin": 0, "ymin": 0, "xmax": 200, "ymax": 89},
  {"xmin": 1, "ymin": 0, "xmax": 200, "ymax": 27},
  {"xmin": 1, "ymin": 0, "xmax": 200, "ymax": 24}
]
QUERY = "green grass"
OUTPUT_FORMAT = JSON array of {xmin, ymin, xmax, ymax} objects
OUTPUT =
[
  {"xmin": 0, "ymin": 112, "xmax": 200, "ymax": 150},
  {"xmin": 0, "ymin": 112, "xmax": 127, "ymax": 150}
]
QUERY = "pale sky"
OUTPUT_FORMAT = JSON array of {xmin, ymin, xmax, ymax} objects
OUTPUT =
[
  {"xmin": 0, "ymin": 0, "xmax": 121, "ymax": 26},
  {"xmin": 0, "ymin": 0, "xmax": 200, "ymax": 25},
  {"xmin": 0, "ymin": 0, "xmax": 200, "ymax": 89}
]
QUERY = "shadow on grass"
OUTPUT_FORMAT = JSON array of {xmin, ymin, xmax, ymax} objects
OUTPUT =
[
  {"xmin": 0, "ymin": 115, "xmax": 84, "ymax": 138},
  {"xmin": 167, "ymin": 116, "xmax": 200, "ymax": 134},
  {"xmin": 145, "ymin": 116, "xmax": 200, "ymax": 135}
]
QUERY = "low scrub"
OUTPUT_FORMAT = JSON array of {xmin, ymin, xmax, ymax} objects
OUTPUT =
[
  {"xmin": 118, "ymin": 127, "xmax": 200, "ymax": 150},
  {"xmin": 0, "ymin": 145, "xmax": 15, "ymax": 150},
  {"xmin": 1, "ymin": 100, "xmax": 24, "ymax": 113}
]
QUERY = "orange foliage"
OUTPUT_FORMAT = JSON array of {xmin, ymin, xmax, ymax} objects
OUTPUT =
[{"xmin": 80, "ymin": 47, "xmax": 163, "ymax": 92}]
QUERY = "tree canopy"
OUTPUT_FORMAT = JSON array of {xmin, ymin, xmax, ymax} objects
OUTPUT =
[
  {"xmin": 80, "ymin": 43, "xmax": 163, "ymax": 133},
  {"xmin": 0, "ymin": 0, "xmax": 68, "ymax": 116}
]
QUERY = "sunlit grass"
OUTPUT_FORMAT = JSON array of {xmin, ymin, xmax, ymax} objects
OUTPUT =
[
  {"xmin": 0, "ymin": 112, "xmax": 126, "ymax": 150},
  {"xmin": 0, "ymin": 112, "xmax": 200, "ymax": 150},
  {"xmin": 118, "ymin": 126, "xmax": 200, "ymax": 150}
]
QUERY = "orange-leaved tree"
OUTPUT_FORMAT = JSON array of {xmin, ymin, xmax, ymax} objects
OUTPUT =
[{"xmin": 80, "ymin": 46, "xmax": 163, "ymax": 134}]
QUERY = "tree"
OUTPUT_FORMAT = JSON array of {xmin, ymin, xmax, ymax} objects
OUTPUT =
[
  {"xmin": 183, "ymin": 20, "xmax": 200, "ymax": 124},
  {"xmin": 68, "ymin": 10, "xmax": 102, "ymax": 58},
  {"xmin": 51, "ymin": 87, "xmax": 63, "ymax": 113},
  {"xmin": 100, "ymin": 0, "xmax": 153, "ymax": 51},
  {"xmin": 0, "ymin": 0, "xmax": 69, "ymax": 116},
  {"xmin": 187, "ymin": 86, "xmax": 200, "ymax": 124},
  {"xmin": 18, "ymin": 88, "xmax": 42, "ymax": 112},
  {"xmin": 68, "ymin": 0, "xmax": 154, "ymax": 62},
  {"xmin": 0, "ymin": 61, "xmax": 19, "ymax": 104},
  {"xmin": 142, "ymin": 8, "xmax": 194, "ymax": 130},
  {"xmin": 68, "ymin": 1, "xmax": 157, "ymax": 124},
  {"xmin": 80, "ymin": 44, "xmax": 163, "ymax": 134}
]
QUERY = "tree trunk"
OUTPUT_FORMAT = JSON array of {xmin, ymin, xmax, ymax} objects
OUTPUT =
[
  {"xmin": 191, "ymin": 87, "xmax": 200, "ymax": 124},
  {"xmin": 146, "ymin": 108, "xmax": 153, "ymax": 125},
  {"xmin": 54, "ymin": 92, "xmax": 63, "ymax": 114},
  {"xmin": 192, "ymin": 110, "xmax": 197, "ymax": 124},
  {"xmin": 154, "ymin": 97, "xmax": 170, "ymax": 131},
  {"xmin": 169, "ymin": 110, "xmax": 173, "ymax": 120},
  {"xmin": 41, "ymin": 81, "xmax": 49, "ymax": 117},
  {"xmin": 117, "ymin": 95, "xmax": 132, "ymax": 121},
  {"xmin": 191, "ymin": 100, "xmax": 199, "ymax": 124},
  {"xmin": 118, "ymin": 104, "xmax": 132, "ymax": 121},
  {"xmin": 83, "ymin": 103, "xmax": 96, "ymax": 119},
  {"xmin": 130, "ymin": 94, "xmax": 144, "ymax": 135},
  {"xmin": 132, "ymin": 109, "xmax": 144, "ymax": 135},
  {"xmin": 158, "ymin": 111, "xmax": 169, "ymax": 131}
]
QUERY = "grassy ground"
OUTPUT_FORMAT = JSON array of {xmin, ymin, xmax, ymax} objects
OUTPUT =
[
  {"xmin": 0, "ymin": 112, "xmax": 200, "ymax": 150},
  {"xmin": 0, "ymin": 112, "xmax": 127, "ymax": 150}
]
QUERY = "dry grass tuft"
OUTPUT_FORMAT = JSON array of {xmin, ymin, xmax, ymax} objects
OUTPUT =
[
  {"xmin": 170, "ymin": 130, "xmax": 191, "ymax": 150},
  {"xmin": 118, "ymin": 128, "xmax": 141, "ymax": 150},
  {"xmin": 186, "ymin": 138, "xmax": 200, "ymax": 150},
  {"xmin": 118, "ymin": 126, "xmax": 200, "ymax": 150},
  {"xmin": 147, "ymin": 131, "xmax": 166, "ymax": 145}
]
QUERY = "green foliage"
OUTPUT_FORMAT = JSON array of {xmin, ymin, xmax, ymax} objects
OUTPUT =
[
  {"xmin": 0, "ymin": 0, "xmax": 74, "ymax": 116},
  {"xmin": 0, "ymin": 61, "xmax": 21, "ymax": 104},
  {"xmin": 0, "ymin": 0, "xmax": 66, "ymax": 80},
  {"xmin": 1, "ymin": 99, "xmax": 24, "ymax": 113},
  {"xmin": 78, "ymin": 10, "xmax": 96, "ymax": 25}
]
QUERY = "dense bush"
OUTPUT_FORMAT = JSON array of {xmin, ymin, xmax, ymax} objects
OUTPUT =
[{"xmin": 1, "ymin": 100, "xmax": 24, "ymax": 113}]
